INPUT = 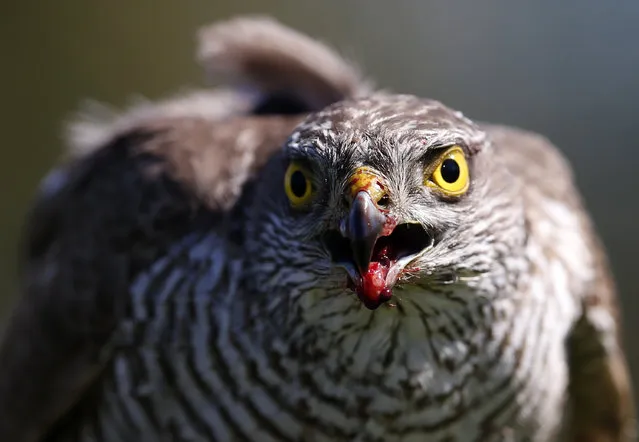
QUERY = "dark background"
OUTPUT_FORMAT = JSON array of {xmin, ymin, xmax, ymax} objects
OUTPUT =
[{"xmin": 1, "ymin": 0, "xmax": 638, "ymax": 405}]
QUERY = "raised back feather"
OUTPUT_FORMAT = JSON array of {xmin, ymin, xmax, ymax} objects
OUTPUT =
[
  {"xmin": 67, "ymin": 16, "xmax": 370, "ymax": 161},
  {"xmin": 197, "ymin": 16, "xmax": 371, "ymax": 113}
]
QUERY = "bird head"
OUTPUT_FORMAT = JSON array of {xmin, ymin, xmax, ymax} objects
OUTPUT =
[{"xmin": 245, "ymin": 94, "xmax": 522, "ymax": 314}]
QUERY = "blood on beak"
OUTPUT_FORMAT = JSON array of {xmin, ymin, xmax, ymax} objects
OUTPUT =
[
  {"xmin": 344, "ymin": 191, "xmax": 386, "ymax": 274},
  {"xmin": 340, "ymin": 167, "xmax": 390, "ymax": 271},
  {"xmin": 327, "ymin": 168, "xmax": 430, "ymax": 310}
]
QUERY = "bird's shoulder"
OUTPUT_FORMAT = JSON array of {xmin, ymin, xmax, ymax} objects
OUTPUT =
[
  {"xmin": 483, "ymin": 123, "xmax": 637, "ymax": 440},
  {"xmin": 482, "ymin": 123, "xmax": 611, "ymax": 306},
  {"xmin": 482, "ymin": 123, "xmax": 581, "ymax": 208},
  {"xmin": 0, "ymin": 105, "xmax": 300, "ymax": 442}
]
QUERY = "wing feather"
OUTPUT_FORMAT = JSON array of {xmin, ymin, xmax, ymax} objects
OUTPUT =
[
  {"xmin": 485, "ymin": 124, "xmax": 637, "ymax": 441},
  {"xmin": 0, "ymin": 15, "xmax": 365, "ymax": 441}
]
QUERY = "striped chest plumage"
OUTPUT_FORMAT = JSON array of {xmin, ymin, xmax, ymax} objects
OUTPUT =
[{"xmin": 70, "ymin": 229, "xmax": 579, "ymax": 442}]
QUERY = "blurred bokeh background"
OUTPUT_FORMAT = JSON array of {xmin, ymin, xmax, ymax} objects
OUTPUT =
[{"xmin": 1, "ymin": 0, "xmax": 637, "ymax": 404}]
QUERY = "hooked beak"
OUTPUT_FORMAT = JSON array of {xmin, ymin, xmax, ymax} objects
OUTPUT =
[
  {"xmin": 342, "ymin": 191, "xmax": 386, "ymax": 274},
  {"xmin": 338, "ymin": 166, "xmax": 391, "ymax": 275},
  {"xmin": 326, "ymin": 167, "xmax": 432, "ymax": 309}
]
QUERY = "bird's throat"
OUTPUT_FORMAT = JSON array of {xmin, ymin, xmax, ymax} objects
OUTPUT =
[{"xmin": 330, "ymin": 223, "xmax": 431, "ymax": 310}]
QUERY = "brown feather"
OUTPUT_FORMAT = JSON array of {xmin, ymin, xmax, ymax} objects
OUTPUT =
[
  {"xmin": 0, "ymin": 114, "xmax": 304, "ymax": 441},
  {"xmin": 485, "ymin": 124, "xmax": 637, "ymax": 441},
  {"xmin": 565, "ymin": 219, "xmax": 636, "ymax": 441},
  {"xmin": 0, "ymin": 14, "xmax": 365, "ymax": 441},
  {"xmin": 196, "ymin": 15, "xmax": 372, "ymax": 109}
]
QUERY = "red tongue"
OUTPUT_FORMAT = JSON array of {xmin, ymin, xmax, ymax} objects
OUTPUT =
[{"xmin": 354, "ymin": 246, "xmax": 393, "ymax": 309}]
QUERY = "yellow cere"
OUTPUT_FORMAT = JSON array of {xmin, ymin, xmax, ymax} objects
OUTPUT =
[
  {"xmin": 284, "ymin": 162, "xmax": 315, "ymax": 207},
  {"xmin": 426, "ymin": 146, "xmax": 470, "ymax": 196},
  {"xmin": 347, "ymin": 166, "xmax": 386, "ymax": 203}
]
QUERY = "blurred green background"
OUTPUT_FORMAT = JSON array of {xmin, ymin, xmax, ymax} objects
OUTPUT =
[{"xmin": 1, "ymin": 0, "xmax": 637, "ymax": 404}]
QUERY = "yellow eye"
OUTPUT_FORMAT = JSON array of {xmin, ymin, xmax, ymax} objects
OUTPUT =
[
  {"xmin": 284, "ymin": 162, "xmax": 315, "ymax": 207},
  {"xmin": 426, "ymin": 146, "xmax": 470, "ymax": 196}
]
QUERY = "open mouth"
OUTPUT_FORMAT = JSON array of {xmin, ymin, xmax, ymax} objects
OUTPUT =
[{"xmin": 324, "ymin": 223, "xmax": 432, "ymax": 309}]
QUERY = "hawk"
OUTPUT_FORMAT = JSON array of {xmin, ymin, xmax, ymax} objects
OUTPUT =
[{"xmin": 0, "ymin": 16, "xmax": 635, "ymax": 442}]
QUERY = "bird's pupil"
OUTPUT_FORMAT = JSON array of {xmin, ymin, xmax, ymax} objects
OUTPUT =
[
  {"xmin": 290, "ymin": 170, "xmax": 308, "ymax": 197},
  {"xmin": 440, "ymin": 159, "xmax": 460, "ymax": 183}
]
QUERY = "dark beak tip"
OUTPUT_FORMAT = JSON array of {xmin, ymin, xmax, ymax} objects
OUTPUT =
[
  {"xmin": 346, "ymin": 191, "xmax": 387, "ymax": 274},
  {"xmin": 351, "ymin": 242, "xmax": 375, "ymax": 274}
]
